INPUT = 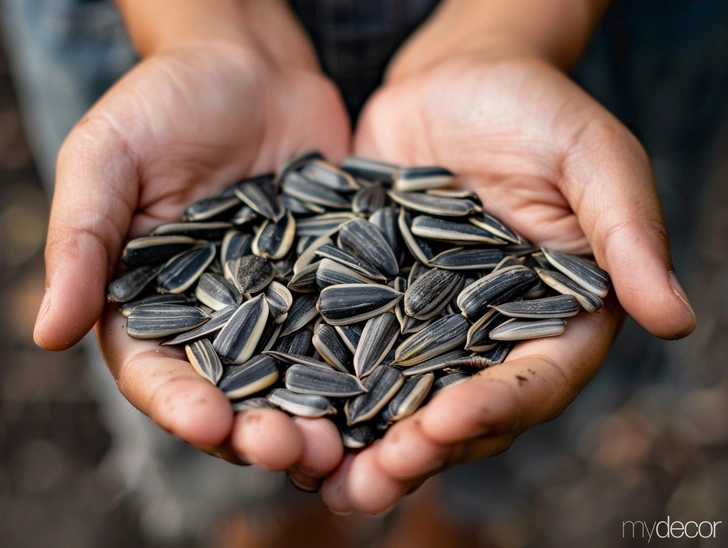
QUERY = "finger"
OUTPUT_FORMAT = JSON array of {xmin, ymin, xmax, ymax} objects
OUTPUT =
[
  {"xmin": 292, "ymin": 417, "xmax": 344, "ymax": 477},
  {"xmin": 231, "ymin": 408, "xmax": 303, "ymax": 470},
  {"xmin": 562, "ymin": 113, "xmax": 695, "ymax": 340},
  {"xmin": 35, "ymin": 119, "xmax": 138, "ymax": 351},
  {"xmin": 420, "ymin": 300, "xmax": 621, "ymax": 446},
  {"xmin": 344, "ymin": 442, "xmax": 410, "ymax": 515},
  {"xmin": 320, "ymin": 453, "xmax": 356, "ymax": 514},
  {"xmin": 96, "ymin": 305, "xmax": 233, "ymax": 447}
]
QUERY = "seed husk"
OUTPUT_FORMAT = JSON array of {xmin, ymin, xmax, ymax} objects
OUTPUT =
[
  {"xmin": 221, "ymin": 231, "xmax": 253, "ymax": 265},
  {"xmin": 274, "ymin": 328, "xmax": 314, "ymax": 356},
  {"xmin": 456, "ymin": 265, "xmax": 538, "ymax": 321},
  {"xmin": 230, "ymin": 205, "xmax": 258, "ymax": 227},
  {"xmin": 404, "ymin": 268, "xmax": 464, "ymax": 320},
  {"xmin": 265, "ymin": 281, "xmax": 293, "ymax": 324},
  {"xmin": 345, "ymin": 365, "xmax": 404, "ymax": 425},
  {"xmin": 183, "ymin": 195, "xmax": 242, "ymax": 222},
  {"xmin": 535, "ymin": 267, "xmax": 603, "ymax": 313},
  {"xmin": 264, "ymin": 351, "xmax": 333, "ymax": 370},
  {"xmin": 277, "ymin": 150, "xmax": 325, "ymax": 184},
  {"xmin": 161, "ymin": 305, "xmax": 236, "ymax": 346},
  {"xmin": 313, "ymin": 323, "xmax": 354, "ymax": 374},
  {"xmin": 489, "ymin": 317, "xmax": 566, "ymax": 341},
  {"xmin": 151, "ymin": 221, "xmax": 232, "ymax": 240},
  {"xmin": 541, "ymin": 248, "xmax": 610, "ymax": 298},
  {"xmin": 185, "ymin": 339, "xmax": 223, "ymax": 384},
  {"xmin": 278, "ymin": 293, "xmax": 319, "ymax": 337},
  {"xmin": 392, "ymin": 314, "xmax": 470, "ymax": 366},
  {"xmin": 352, "ymin": 185, "xmax": 386, "ymax": 215},
  {"xmin": 219, "ymin": 354, "xmax": 279, "ymax": 399},
  {"xmin": 213, "ymin": 295, "xmax": 269, "ymax": 364},
  {"xmin": 411, "ymin": 215, "xmax": 506, "ymax": 245},
  {"xmin": 465, "ymin": 309, "xmax": 508, "ymax": 350},
  {"xmin": 491, "ymin": 294, "xmax": 580, "ymax": 319},
  {"xmin": 300, "ymin": 159, "xmax": 359, "ymax": 191},
  {"xmin": 388, "ymin": 190, "xmax": 481, "ymax": 217},
  {"xmin": 126, "ymin": 304, "xmax": 210, "ymax": 339},
  {"xmin": 430, "ymin": 372, "xmax": 471, "ymax": 395},
  {"xmin": 122, "ymin": 235, "xmax": 200, "ymax": 268},
  {"xmin": 370, "ymin": 207, "xmax": 404, "ymax": 261},
  {"xmin": 469, "ymin": 212, "xmax": 522, "ymax": 244},
  {"xmin": 382, "ymin": 372, "xmax": 434, "ymax": 423},
  {"xmin": 400, "ymin": 349, "xmax": 472, "ymax": 377},
  {"xmin": 340, "ymin": 423, "xmax": 378, "ymax": 449},
  {"xmin": 398, "ymin": 208, "xmax": 435, "ymax": 264},
  {"xmin": 267, "ymin": 388, "xmax": 337, "ymax": 418},
  {"xmin": 233, "ymin": 176, "xmax": 284, "ymax": 221},
  {"xmin": 251, "ymin": 210, "xmax": 296, "ymax": 261},
  {"xmin": 334, "ymin": 323, "xmax": 363, "ymax": 354},
  {"xmin": 120, "ymin": 293, "xmax": 196, "ymax": 317},
  {"xmin": 108, "ymin": 264, "xmax": 164, "ymax": 303},
  {"xmin": 317, "ymin": 284, "xmax": 403, "ymax": 325},
  {"xmin": 233, "ymin": 255, "xmax": 275, "ymax": 295},
  {"xmin": 282, "ymin": 171, "xmax": 351, "ymax": 209},
  {"xmin": 287, "ymin": 261, "xmax": 321, "ymax": 293},
  {"xmin": 156, "ymin": 243, "xmax": 216, "ymax": 294},
  {"xmin": 296, "ymin": 213, "xmax": 357, "ymax": 237},
  {"xmin": 354, "ymin": 312, "xmax": 400, "ymax": 378},
  {"xmin": 340, "ymin": 156, "xmax": 398, "ymax": 182},
  {"xmin": 293, "ymin": 235, "xmax": 332, "ymax": 274},
  {"xmin": 338, "ymin": 218, "xmax": 399, "ymax": 278},
  {"xmin": 284, "ymin": 364, "xmax": 366, "ymax": 398},
  {"xmin": 313, "ymin": 244, "xmax": 385, "ymax": 281},
  {"xmin": 429, "ymin": 247, "xmax": 505, "ymax": 270},
  {"xmin": 195, "ymin": 273, "xmax": 241, "ymax": 311},
  {"xmin": 393, "ymin": 166, "xmax": 455, "ymax": 192},
  {"xmin": 315, "ymin": 258, "xmax": 377, "ymax": 289}
]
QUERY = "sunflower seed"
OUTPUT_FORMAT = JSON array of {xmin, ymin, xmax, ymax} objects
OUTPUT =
[
  {"xmin": 333, "ymin": 323, "xmax": 363, "ymax": 354},
  {"xmin": 369, "ymin": 207, "xmax": 404, "ymax": 262},
  {"xmin": 221, "ymin": 231, "xmax": 253, "ymax": 265},
  {"xmin": 122, "ymin": 236, "xmax": 200, "ymax": 267},
  {"xmin": 398, "ymin": 208, "xmax": 434, "ymax": 264},
  {"xmin": 400, "ymin": 349, "xmax": 472, "ymax": 376},
  {"xmin": 282, "ymin": 171, "xmax": 351, "ymax": 209},
  {"xmin": 183, "ymin": 195, "xmax": 241, "ymax": 222},
  {"xmin": 279, "ymin": 194, "xmax": 321, "ymax": 214},
  {"xmin": 230, "ymin": 397, "xmax": 277, "ymax": 412},
  {"xmin": 277, "ymin": 150, "xmax": 325, "ymax": 184},
  {"xmin": 161, "ymin": 305, "xmax": 236, "ymax": 345},
  {"xmin": 250, "ymin": 210, "xmax": 295, "ymax": 260},
  {"xmin": 219, "ymin": 354, "xmax": 279, "ymax": 399},
  {"xmin": 430, "ymin": 372, "xmax": 470, "ymax": 395},
  {"xmin": 450, "ymin": 342, "xmax": 514, "ymax": 367},
  {"xmin": 338, "ymin": 218, "xmax": 399, "ymax": 278},
  {"xmin": 352, "ymin": 185, "xmax": 386, "ymax": 215},
  {"xmin": 469, "ymin": 212, "xmax": 522, "ymax": 244},
  {"xmin": 317, "ymin": 284, "xmax": 403, "ymax": 325},
  {"xmin": 541, "ymin": 248, "xmax": 610, "ymax": 298},
  {"xmin": 293, "ymin": 235, "xmax": 332, "ymax": 274},
  {"xmin": 411, "ymin": 215, "xmax": 507, "ymax": 245},
  {"xmin": 404, "ymin": 268, "xmax": 464, "ymax": 320},
  {"xmin": 345, "ymin": 365, "xmax": 404, "ymax": 425},
  {"xmin": 195, "ymin": 273, "xmax": 241, "ymax": 311},
  {"xmin": 274, "ymin": 328, "xmax": 314, "ymax": 356},
  {"xmin": 156, "ymin": 243, "xmax": 216, "ymax": 294},
  {"xmin": 354, "ymin": 312, "xmax": 400, "ymax": 378},
  {"xmin": 254, "ymin": 318, "xmax": 282, "ymax": 355},
  {"xmin": 392, "ymin": 314, "xmax": 470, "ymax": 366},
  {"xmin": 425, "ymin": 189, "xmax": 479, "ymax": 200},
  {"xmin": 233, "ymin": 177, "xmax": 284, "ymax": 221},
  {"xmin": 151, "ymin": 221, "xmax": 232, "ymax": 240},
  {"xmin": 267, "ymin": 388, "xmax": 337, "ymax": 418},
  {"xmin": 213, "ymin": 295, "xmax": 269, "ymax": 364},
  {"xmin": 340, "ymin": 156, "xmax": 398, "ymax": 182},
  {"xmin": 295, "ymin": 212, "xmax": 357, "ymax": 237},
  {"xmin": 313, "ymin": 323, "xmax": 354, "ymax": 374},
  {"xmin": 535, "ymin": 267, "xmax": 603, "ymax": 313},
  {"xmin": 489, "ymin": 317, "xmax": 566, "ymax": 341},
  {"xmin": 264, "ymin": 351, "xmax": 333, "ymax": 370},
  {"xmin": 120, "ymin": 293, "xmax": 196, "ymax": 317},
  {"xmin": 381, "ymin": 373, "xmax": 434, "ymax": 423},
  {"xmin": 185, "ymin": 339, "xmax": 223, "ymax": 384},
  {"xmin": 456, "ymin": 265, "xmax": 539, "ymax": 321},
  {"xmin": 388, "ymin": 190, "xmax": 480, "ymax": 216},
  {"xmin": 315, "ymin": 258, "xmax": 378, "ymax": 289},
  {"xmin": 127, "ymin": 304, "xmax": 210, "ymax": 339},
  {"xmin": 230, "ymin": 205, "xmax": 258, "ymax": 226},
  {"xmin": 300, "ymin": 160, "xmax": 359, "ymax": 191},
  {"xmin": 393, "ymin": 166, "xmax": 455, "ymax": 192},
  {"xmin": 465, "ymin": 309, "xmax": 508, "ymax": 350},
  {"xmin": 313, "ymin": 244, "xmax": 385, "ymax": 281},
  {"xmin": 265, "ymin": 281, "xmax": 293, "ymax": 324},
  {"xmin": 339, "ymin": 423, "xmax": 377, "ymax": 449},
  {"xmin": 279, "ymin": 293, "xmax": 319, "ymax": 337},
  {"xmin": 284, "ymin": 364, "xmax": 366, "ymax": 398},
  {"xmin": 233, "ymin": 255, "xmax": 275, "ymax": 295},
  {"xmin": 287, "ymin": 261, "xmax": 321, "ymax": 293},
  {"xmin": 491, "ymin": 294, "xmax": 580, "ymax": 319},
  {"xmin": 429, "ymin": 247, "xmax": 505, "ymax": 270},
  {"xmin": 108, "ymin": 264, "xmax": 164, "ymax": 303}
]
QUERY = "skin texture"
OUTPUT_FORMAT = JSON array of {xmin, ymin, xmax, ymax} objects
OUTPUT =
[{"xmin": 34, "ymin": 0, "xmax": 696, "ymax": 514}]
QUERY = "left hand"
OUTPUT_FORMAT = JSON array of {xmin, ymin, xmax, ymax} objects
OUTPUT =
[{"xmin": 319, "ymin": 54, "xmax": 694, "ymax": 513}]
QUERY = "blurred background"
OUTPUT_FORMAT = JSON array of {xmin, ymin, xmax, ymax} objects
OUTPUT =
[{"xmin": 0, "ymin": 1, "xmax": 727, "ymax": 547}]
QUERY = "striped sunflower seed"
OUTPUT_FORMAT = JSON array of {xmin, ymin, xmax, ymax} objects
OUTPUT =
[
  {"xmin": 267, "ymin": 388, "xmax": 337, "ymax": 418},
  {"xmin": 219, "ymin": 354, "xmax": 279, "ymax": 399},
  {"xmin": 213, "ymin": 294, "xmax": 269, "ymax": 364},
  {"xmin": 185, "ymin": 339, "xmax": 223, "ymax": 384},
  {"xmin": 317, "ymin": 284, "xmax": 403, "ymax": 325},
  {"xmin": 126, "ymin": 304, "xmax": 210, "ymax": 339}
]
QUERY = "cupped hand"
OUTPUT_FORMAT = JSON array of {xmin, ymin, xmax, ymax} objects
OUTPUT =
[
  {"xmin": 33, "ymin": 40, "xmax": 350, "ymax": 479},
  {"xmin": 321, "ymin": 55, "xmax": 696, "ymax": 513}
]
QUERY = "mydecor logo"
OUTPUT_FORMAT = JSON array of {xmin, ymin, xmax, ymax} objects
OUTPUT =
[{"xmin": 622, "ymin": 517, "xmax": 722, "ymax": 542}]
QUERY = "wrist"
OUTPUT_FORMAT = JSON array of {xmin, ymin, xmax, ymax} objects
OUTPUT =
[
  {"xmin": 386, "ymin": 0, "xmax": 610, "ymax": 84},
  {"xmin": 115, "ymin": 0, "xmax": 319, "ymax": 70}
]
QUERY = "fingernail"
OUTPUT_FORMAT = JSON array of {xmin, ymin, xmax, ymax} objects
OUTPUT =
[
  {"xmin": 33, "ymin": 287, "xmax": 52, "ymax": 341},
  {"xmin": 668, "ymin": 271, "xmax": 695, "ymax": 322},
  {"xmin": 289, "ymin": 471, "xmax": 322, "ymax": 493},
  {"xmin": 330, "ymin": 509, "xmax": 354, "ymax": 516}
]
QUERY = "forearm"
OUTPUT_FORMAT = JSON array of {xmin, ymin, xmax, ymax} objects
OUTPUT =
[
  {"xmin": 387, "ymin": 0, "xmax": 610, "ymax": 83},
  {"xmin": 114, "ymin": 0, "xmax": 319, "ymax": 69}
]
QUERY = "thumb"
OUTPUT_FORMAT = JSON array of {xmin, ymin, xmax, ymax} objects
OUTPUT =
[
  {"xmin": 34, "ymin": 120, "xmax": 137, "ymax": 350},
  {"xmin": 562, "ymin": 117, "xmax": 695, "ymax": 340}
]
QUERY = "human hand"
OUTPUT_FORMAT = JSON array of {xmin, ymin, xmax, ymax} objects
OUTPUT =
[
  {"xmin": 321, "ymin": 53, "xmax": 695, "ymax": 513},
  {"xmin": 33, "ymin": 2, "xmax": 350, "ymax": 482}
]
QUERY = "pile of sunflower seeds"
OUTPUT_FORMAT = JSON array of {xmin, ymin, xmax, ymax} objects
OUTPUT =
[{"xmin": 109, "ymin": 153, "xmax": 610, "ymax": 449}]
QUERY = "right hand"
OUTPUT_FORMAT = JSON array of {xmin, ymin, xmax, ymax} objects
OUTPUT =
[{"xmin": 33, "ymin": 34, "xmax": 350, "ymax": 484}]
